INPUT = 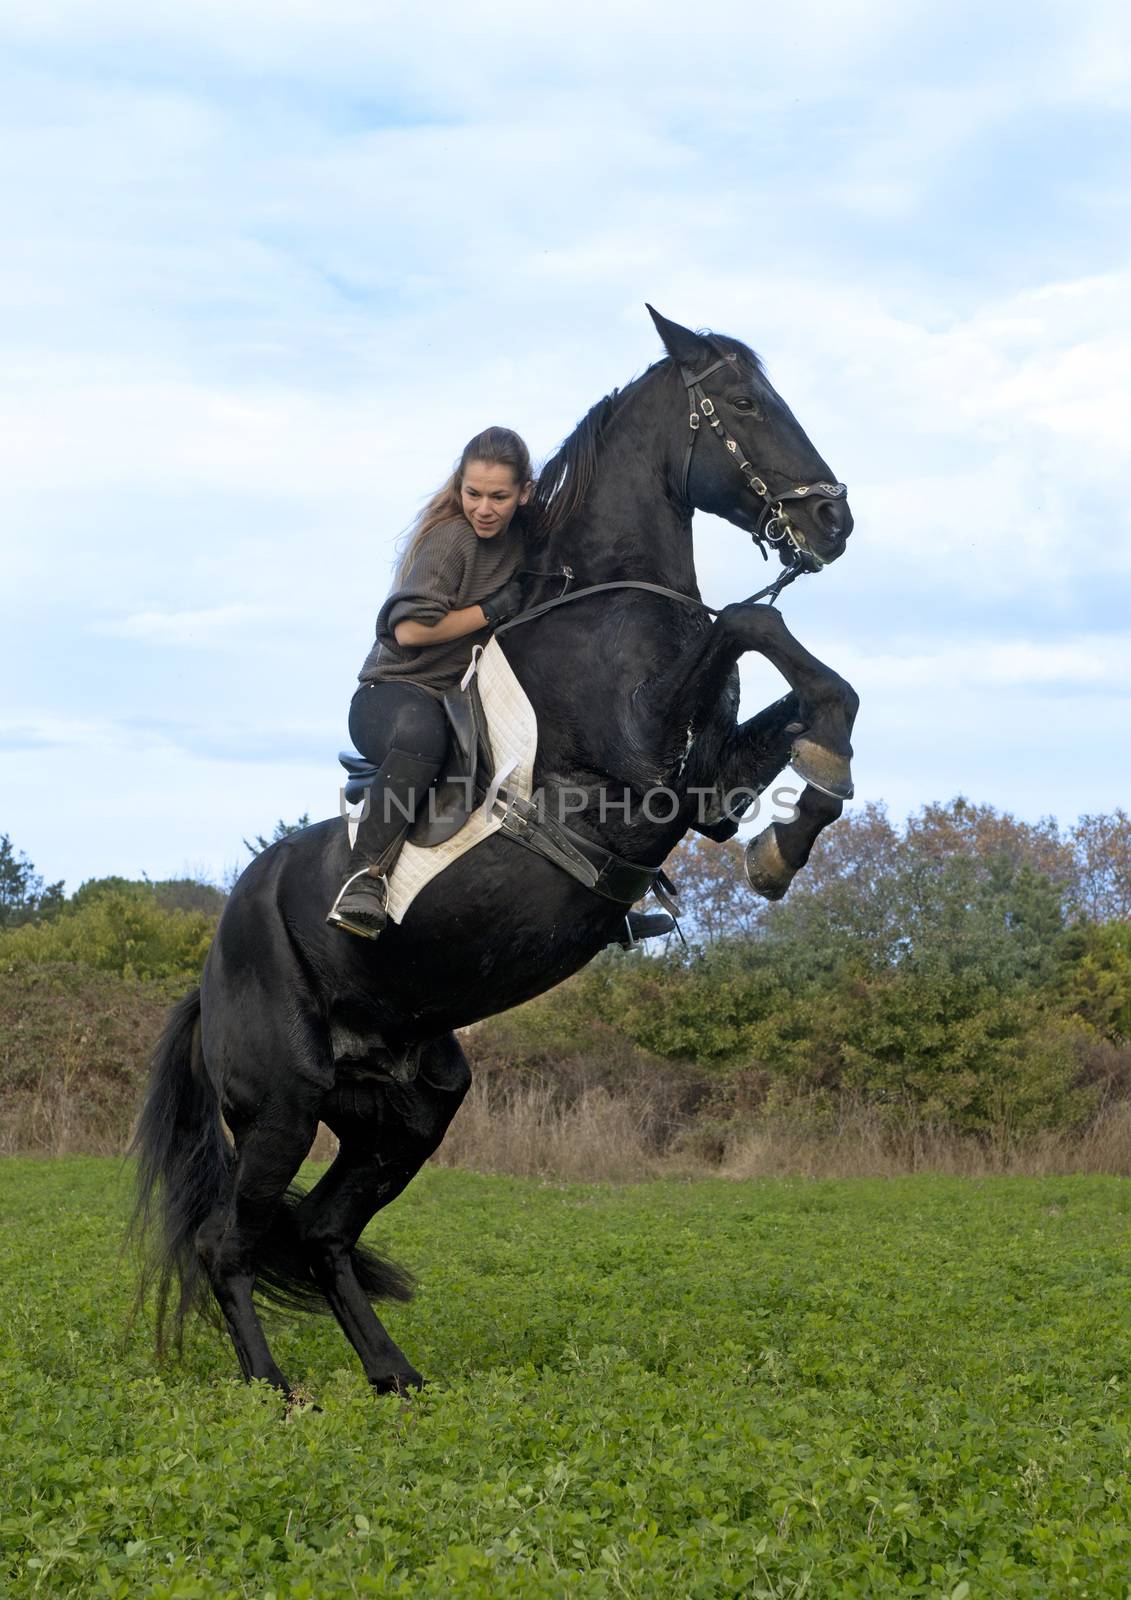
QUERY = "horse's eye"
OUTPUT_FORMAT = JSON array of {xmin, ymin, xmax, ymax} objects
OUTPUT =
[{"xmin": 733, "ymin": 397, "xmax": 762, "ymax": 417}]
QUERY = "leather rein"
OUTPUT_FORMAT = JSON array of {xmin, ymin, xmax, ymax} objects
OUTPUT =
[{"xmin": 494, "ymin": 565, "xmax": 801, "ymax": 642}]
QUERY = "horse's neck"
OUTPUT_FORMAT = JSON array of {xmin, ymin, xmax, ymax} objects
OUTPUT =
[
  {"xmin": 543, "ymin": 401, "xmax": 698, "ymax": 596},
  {"xmin": 511, "ymin": 391, "xmax": 711, "ymax": 802}
]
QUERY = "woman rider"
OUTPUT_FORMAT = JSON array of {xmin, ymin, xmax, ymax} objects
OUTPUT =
[
  {"xmin": 327, "ymin": 424, "xmax": 676, "ymax": 948},
  {"xmin": 327, "ymin": 426, "xmax": 532, "ymax": 940}
]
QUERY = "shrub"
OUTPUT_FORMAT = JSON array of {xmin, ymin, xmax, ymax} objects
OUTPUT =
[
  {"xmin": 0, "ymin": 890, "xmax": 213, "ymax": 985},
  {"xmin": 1055, "ymin": 920, "xmax": 1131, "ymax": 1041},
  {"xmin": 69, "ymin": 874, "xmax": 227, "ymax": 918}
]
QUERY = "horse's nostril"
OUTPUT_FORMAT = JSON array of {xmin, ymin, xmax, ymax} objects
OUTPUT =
[{"xmin": 817, "ymin": 498, "xmax": 852, "ymax": 538}]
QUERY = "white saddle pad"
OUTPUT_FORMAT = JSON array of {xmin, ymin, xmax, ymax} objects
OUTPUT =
[{"xmin": 380, "ymin": 639, "xmax": 538, "ymax": 924}]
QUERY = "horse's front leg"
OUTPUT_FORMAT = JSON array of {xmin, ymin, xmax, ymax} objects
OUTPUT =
[
  {"xmin": 693, "ymin": 694, "xmax": 846, "ymax": 900},
  {"xmin": 743, "ymin": 778, "xmax": 846, "ymax": 901},
  {"xmin": 627, "ymin": 614, "xmax": 745, "ymax": 783},
  {"xmin": 718, "ymin": 602, "xmax": 859, "ymax": 801},
  {"xmin": 687, "ymin": 692, "xmax": 799, "ymax": 841}
]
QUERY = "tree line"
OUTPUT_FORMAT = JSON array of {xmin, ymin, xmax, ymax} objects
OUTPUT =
[
  {"xmin": 1, "ymin": 799, "xmax": 1129, "ymax": 1147},
  {"xmin": 501, "ymin": 798, "xmax": 1131, "ymax": 1136}
]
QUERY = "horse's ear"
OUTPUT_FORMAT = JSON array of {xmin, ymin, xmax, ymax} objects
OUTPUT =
[{"xmin": 645, "ymin": 304, "xmax": 709, "ymax": 369}]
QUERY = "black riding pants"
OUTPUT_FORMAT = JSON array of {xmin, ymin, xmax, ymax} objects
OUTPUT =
[{"xmin": 348, "ymin": 681, "xmax": 449, "ymax": 813}]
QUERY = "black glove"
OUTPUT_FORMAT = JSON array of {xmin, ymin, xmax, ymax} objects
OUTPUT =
[{"xmin": 480, "ymin": 577, "xmax": 524, "ymax": 628}]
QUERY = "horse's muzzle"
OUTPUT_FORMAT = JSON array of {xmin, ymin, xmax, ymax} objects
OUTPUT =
[{"xmin": 793, "ymin": 494, "xmax": 853, "ymax": 568}]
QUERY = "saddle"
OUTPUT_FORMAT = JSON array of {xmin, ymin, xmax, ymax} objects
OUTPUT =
[
  {"xmin": 339, "ymin": 676, "xmax": 494, "ymax": 849},
  {"xmin": 338, "ymin": 641, "xmax": 681, "ymax": 923}
]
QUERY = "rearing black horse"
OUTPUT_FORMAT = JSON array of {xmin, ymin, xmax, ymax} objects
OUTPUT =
[{"xmin": 132, "ymin": 307, "xmax": 858, "ymax": 1395}]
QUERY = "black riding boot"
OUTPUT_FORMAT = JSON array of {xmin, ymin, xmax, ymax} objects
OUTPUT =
[{"xmin": 326, "ymin": 748, "xmax": 441, "ymax": 941}]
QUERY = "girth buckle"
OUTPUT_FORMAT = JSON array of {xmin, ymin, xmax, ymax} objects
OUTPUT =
[{"xmin": 495, "ymin": 791, "xmax": 536, "ymax": 832}]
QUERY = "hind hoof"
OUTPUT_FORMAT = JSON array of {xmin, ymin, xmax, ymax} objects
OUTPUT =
[
  {"xmin": 372, "ymin": 1367, "xmax": 424, "ymax": 1396},
  {"xmin": 744, "ymin": 827, "xmax": 794, "ymax": 902},
  {"xmin": 790, "ymin": 736, "xmax": 854, "ymax": 800}
]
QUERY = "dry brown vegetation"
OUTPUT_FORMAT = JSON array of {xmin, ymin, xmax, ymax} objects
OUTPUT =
[
  {"xmin": 717, "ymin": 1097, "xmax": 1131, "ymax": 1179},
  {"xmin": 0, "ymin": 965, "xmax": 176, "ymax": 1155},
  {"xmin": 6, "ymin": 961, "xmax": 1131, "ymax": 1181},
  {"xmin": 429, "ymin": 1071, "xmax": 1131, "ymax": 1182}
]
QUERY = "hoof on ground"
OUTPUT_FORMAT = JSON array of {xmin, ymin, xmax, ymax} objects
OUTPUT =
[
  {"xmin": 744, "ymin": 827, "xmax": 794, "ymax": 901},
  {"xmin": 790, "ymin": 736, "xmax": 854, "ymax": 801},
  {"xmin": 372, "ymin": 1368, "xmax": 424, "ymax": 1396}
]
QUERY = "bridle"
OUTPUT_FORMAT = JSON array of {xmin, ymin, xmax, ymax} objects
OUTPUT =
[
  {"xmin": 498, "ymin": 349, "xmax": 852, "ymax": 635},
  {"xmin": 678, "ymin": 355, "xmax": 848, "ymax": 571}
]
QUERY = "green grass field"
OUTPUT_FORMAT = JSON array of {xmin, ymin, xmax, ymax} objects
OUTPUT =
[{"xmin": 2, "ymin": 1160, "xmax": 1130, "ymax": 1598}]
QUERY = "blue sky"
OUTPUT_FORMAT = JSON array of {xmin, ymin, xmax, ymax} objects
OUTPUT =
[{"xmin": 1, "ymin": 0, "xmax": 1129, "ymax": 890}]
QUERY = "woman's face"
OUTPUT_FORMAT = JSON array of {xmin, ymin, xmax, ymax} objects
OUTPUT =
[{"xmin": 460, "ymin": 459, "xmax": 531, "ymax": 539}]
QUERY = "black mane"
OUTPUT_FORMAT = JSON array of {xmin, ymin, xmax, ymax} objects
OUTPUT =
[
  {"xmin": 531, "ymin": 335, "xmax": 765, "ymax": 541},
  {"xmin": 530, "ymin": 377, "xmax": 643, "ymax": 541}
]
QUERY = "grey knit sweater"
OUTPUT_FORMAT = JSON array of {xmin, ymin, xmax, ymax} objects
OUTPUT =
[{"xmin": 358, "ymin": 516, "xmax": 525, "ymax": 695}]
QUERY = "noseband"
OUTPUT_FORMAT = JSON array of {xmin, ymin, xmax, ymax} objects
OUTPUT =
[{"xmin": 678, "ymin": 356, "xmax": 848, "ymax": 569}]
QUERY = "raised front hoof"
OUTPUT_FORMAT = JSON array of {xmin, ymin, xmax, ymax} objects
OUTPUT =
[
  {"xmin": 790, "ymin": 736, "xmax": 855, "ymax": 801},
  {"xmin": 744, "ymin": 827, "xmax": 795, "ymax": 902},
  {"xmin": 371, "ymin": 1367, "xmax": 424, "ymax": 1397}
]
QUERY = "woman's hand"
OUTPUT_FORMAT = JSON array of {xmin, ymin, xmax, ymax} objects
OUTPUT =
[{"xmin": 479, "ymin": 578, "xmax": 524, "ymax": 628}]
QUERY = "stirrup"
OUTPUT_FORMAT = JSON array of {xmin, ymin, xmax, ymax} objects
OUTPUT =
[
  {"xmin": 616, "ymin": 910, "xmax": 678, "ymax": 949},
  {"xmin": 326, "ymin": 867, "xmax": 389, "ymax": 941}
]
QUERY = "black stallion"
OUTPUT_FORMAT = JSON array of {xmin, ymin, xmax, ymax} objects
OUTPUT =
[{"xmin": 133, "ymin": 308, "xmax": 858, "ymax": 1396}]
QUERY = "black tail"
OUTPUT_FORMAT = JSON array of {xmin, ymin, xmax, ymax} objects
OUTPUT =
[
  {"xmin": 129, "ymin": 986, "xmax": 231, "ymax": 1352},
  {"xmin": 129, "ymin": 987, "xmax": 412, "ymax": 1354}
]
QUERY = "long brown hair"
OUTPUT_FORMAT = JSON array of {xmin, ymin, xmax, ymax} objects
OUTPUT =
[{"xmin": 394, "ymin": 426, "xmax": 534, "ymax": 582}]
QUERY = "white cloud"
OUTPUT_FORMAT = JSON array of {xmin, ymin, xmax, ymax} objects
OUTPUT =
[
  {"xmin": 93, "ymin": 603, "xmax": 287, "ymax": 644},
  {"xmin": 0, "ymin": 1, "xmax": 932, "ymax": 101},
  {"xmin": 823, "ymin": 633, "xmax": 1131, "ymax": 695}
]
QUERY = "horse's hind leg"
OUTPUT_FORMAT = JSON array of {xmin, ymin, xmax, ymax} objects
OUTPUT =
[
  {"xmin": 291, "ymin": 1142, "xmax": 423, "ymax": 1394},
  {"xmin": 294, "ymin": 1031, "xmax": 471, "ymax": 1393},
  {"xmin": 195, "ymin": 1102, "xmax": 318, "ymax": 1393}
]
